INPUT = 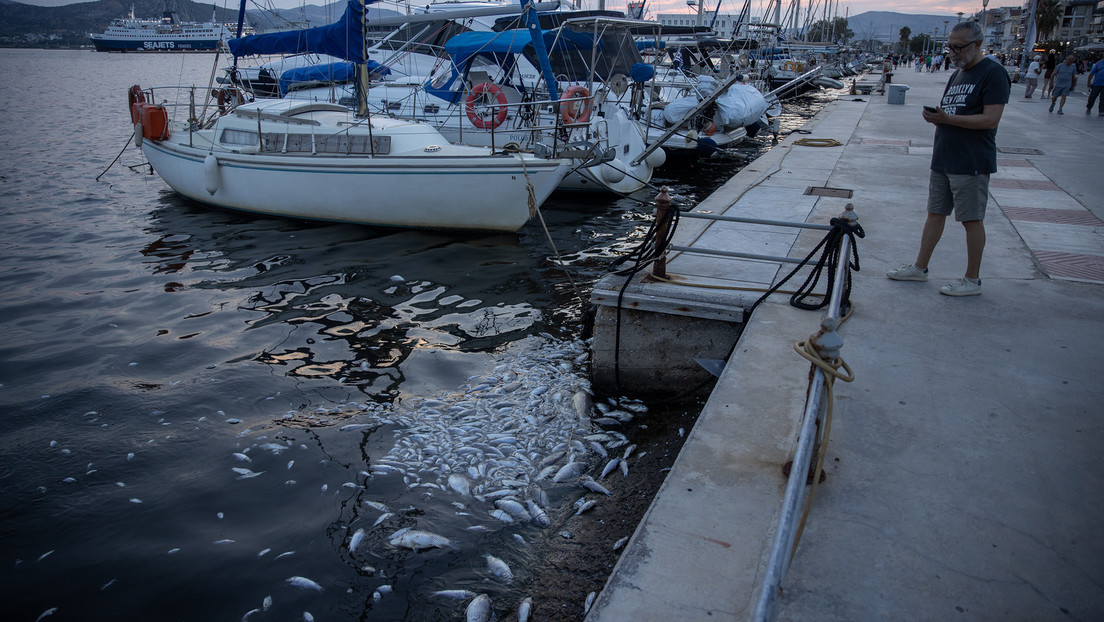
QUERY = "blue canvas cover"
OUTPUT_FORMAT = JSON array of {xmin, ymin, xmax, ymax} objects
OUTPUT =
[
  {"xmin": 278, "ymin": 61, "xmax": 390, "ymax": 96},
  {"xmin": 229, "ymin": 0, "xmax": 374, "ymax": 62}
]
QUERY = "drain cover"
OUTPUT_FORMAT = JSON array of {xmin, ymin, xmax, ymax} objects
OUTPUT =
[
  {"xmin": 998, "ymin": 147, "xmax": 1044, "ymax": 155},
  {"xmin": 805, "ymin": 186, "xmax": 853, "ymax": 198}
]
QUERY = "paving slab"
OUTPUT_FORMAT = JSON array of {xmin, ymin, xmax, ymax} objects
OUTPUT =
[{"xmin": 588, "ymin": 66, "xmax": 1104, "ymax": 622}]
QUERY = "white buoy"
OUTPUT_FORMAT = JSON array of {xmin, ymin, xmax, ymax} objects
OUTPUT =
[
  {"xmin": 203, "ymin": 154, "xmax": 220, "ymax": 195},
  {"xmin": 133, "ymin": 123, "xmax": 143, "ymax": 148},
  {"xmin": 600, "ymin": 163, "xmax": 626, "ymax": 184}
]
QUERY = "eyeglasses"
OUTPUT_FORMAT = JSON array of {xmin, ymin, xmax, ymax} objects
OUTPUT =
[{"xmin": 944, "ymin": 41, "xmax": 977, "ymax": 54}]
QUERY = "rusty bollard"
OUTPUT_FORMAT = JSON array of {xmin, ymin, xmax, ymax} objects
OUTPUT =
[{"xmin": 651, "ymin": 187, "xmax": 671, "ymax": 279}]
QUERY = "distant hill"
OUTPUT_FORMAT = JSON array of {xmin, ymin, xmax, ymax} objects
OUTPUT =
[
  {"xmin": 847, "ymin": 11, "xmax": 968, "ymax": 43},
  {"xmin": 0, "ymin": 0, "xmax": 397, "ymax": 48}
]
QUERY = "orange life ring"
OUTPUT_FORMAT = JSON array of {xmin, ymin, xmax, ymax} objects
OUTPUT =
[
  {"xmin": 216, "ymin": 88, "xmax": 244, "ymax": 114},
  {"xmin": 704, "ymin": 121, "xmax": 717, "ymax": 136},
  {"xmin": 465, "ymin": 82, "xmax": 509, "ymax": 130},
  {"xmin": 128, "ymin": 84, "xmax": 147, "ymax": 124},
  {"xmin": 560, "ymin": 85, "xmax": 592, "ymax": 125}
]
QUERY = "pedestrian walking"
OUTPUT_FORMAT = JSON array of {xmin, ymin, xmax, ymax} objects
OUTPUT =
[
  {"xmin": 886, "ymin": 20, "xmax": 1010, "ymax": 297},
  {"xmin": 1087, "ymin": 57, "xmax": 1104, "ymax": 116},
  {"xmin": 1041, "ymin": 49, "xmax": 1057, "ymax": 98},
  {"xmin": 1025, "ymin": 54, "xmax": 1042, "ymax": 98},
  {"xmin": 1049, "ymin": 55, "xmax": 1077, "ymax": 115}
]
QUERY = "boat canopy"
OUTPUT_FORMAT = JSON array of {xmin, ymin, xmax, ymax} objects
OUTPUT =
[
  {"xmin": 278, "ymin": 61, "xmax": 390, "ymax": 96},
  {"xmin": 443, "ymin": 28, "xmax": 601, "ymax": 69},
  {"xmin": 228, "ymin": 0, "xmax": 374, "ymax": 62}
]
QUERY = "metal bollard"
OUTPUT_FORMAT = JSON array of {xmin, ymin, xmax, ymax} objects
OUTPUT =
[{"xmin": 650, "ymin": 187, "xmax": 671, "ymax": 279}]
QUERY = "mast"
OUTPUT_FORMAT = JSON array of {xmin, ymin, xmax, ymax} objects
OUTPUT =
[{"xmin": 520, "ymin": 0, "xmax": 558, "ymax": 101}]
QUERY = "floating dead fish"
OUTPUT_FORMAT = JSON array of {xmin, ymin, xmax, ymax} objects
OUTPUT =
[
  {"xmin": 574, "ymin": 499, "xmax": 598, "ymax": 516},
  {"xmin": 262, "ymin": 595, "xmax": 272, "ymax": 611},
  {"xmin": 303, "ymin": 612, "xmax": 314, "ymax": 622},
  {"xmin": 232, "ymin": 467, "xmax": 264, "ymax": 479},
  {"xmin": 619, "ymin": 460, "xmax": 630, "ymax": 477},
  {"xmin": 553, "ymin": 461, "xmax": 586, "ymax": 483},
  {"xmin": 373, "ymin": 513, "xmax": 394, "ymax": 527},
  {"xmin": 431, "ymin": 589, "xmax": 476, "ymax": 601},
  {"xmin": 580, "ymin": 476, "xmax": 611, "ymax": 496},
  {"xmin": 35, "ymin": 608, "xmax": 58, "ymax": 622},
  {"xmin": 485, "ymin": 554, "xmax": 513, "ymax": 583},
  {"xmin": 600, "ymin": 458, "xmax": 620, "ymax": 479},
  {"xmin": 466, "ymin": 594, "xmax": 492, "ymax": 622},
  {"xmin": 494, "ymin": 499, "xmax": 531, "ymax": 522},
  {"xmin": 274, "ymin": 551, "xmax": 295, "ymax": 560},
  {"xmin": 349, "ymin": 528, "xmax": 366, "ymax": 554},
  {"xmin": 232, "ymin": 453, "xmax": 251, "ymax": 462},
  {"xmin": 242, "ymin": 608, "xmax": 260, "ymax": 621},
  {"xmin": 584, "ymin": 591, "xmax": 597, "ymax": 614},
  {"xmin": 526, "ymin": 500, "xmax": 551, "ymax": 528},
  {"xmin": 613, "ymin": 536, "xmax": 629, "ymax": 551},
  {"xmin": 622, "ymin": 444, "xmax": 637, "ymax": 460},
  {"xmin": 489, "ymin": 509, "xmax": 514, "ymax": 524},
  {"xmin": 286, "ymin": 576, "xmax": 323, "ymax": 591},
  {"xmin": 388, "ymin": 528, "xmax": 451, "ymax": 552},
  {"xmin": 518, "ymin": 596, "xmax": 533, "ymax": 622},
  {"xmin": 448, "ymin": 473, "xmax": 471, "ymax": 496}
]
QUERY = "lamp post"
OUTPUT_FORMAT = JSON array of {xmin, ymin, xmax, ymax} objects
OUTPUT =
[{"xmin": 957, "ymin": 12, "xmax": 963, "ymax": 23}]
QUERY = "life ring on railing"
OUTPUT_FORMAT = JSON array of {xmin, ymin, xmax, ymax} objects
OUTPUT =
[
  {"xmin": 128, "ymin": 84, "xmax": 147, "ymax": 124},
  {"xmin": 216, "ymin": 87, "xmax": 245, "ymax": 114},
  {"xmin": 465, "ymin": 82, "xmax": 508, "ymax": 130},
  {"xmin": 560, "ymin": 85, "xmax": 592, "ymax": 125}
]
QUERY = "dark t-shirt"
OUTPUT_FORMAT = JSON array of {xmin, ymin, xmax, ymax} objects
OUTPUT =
[{"xmin": 931, "ymin": 57, "xmax": 1011, "ymax": 176}]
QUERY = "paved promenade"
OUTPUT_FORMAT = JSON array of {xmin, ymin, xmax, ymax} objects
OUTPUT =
[{"xmin": 588, "ymin": 67, "xmax": 1104, "ymax": 621}]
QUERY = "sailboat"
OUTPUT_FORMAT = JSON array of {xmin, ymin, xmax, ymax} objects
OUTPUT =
[{"xmin": 125, "ymin": 0, "xmax": 572, "ymax": 232}]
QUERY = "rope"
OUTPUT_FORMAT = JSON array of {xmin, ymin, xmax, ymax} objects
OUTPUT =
[
  {"xmin": 95, "ymin": 135, "xmax": 133, "ymax": 182},
  {"xmin": 521, "ymin": 155, "xmax": 586, "ymax": 308},
  {"xmin": 793, "ymin": 137, "xmax": 843, "ymax": 147}
]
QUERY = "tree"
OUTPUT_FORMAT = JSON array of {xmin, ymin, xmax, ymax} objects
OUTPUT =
[
  {"xmin": 805, "ymin": 17, "xmax": 854, "ymax": 43},
  {"xmin": 898, "ymin": 26, "xmax": 911, "ymax": 53},
  {"xmin": 909, "ymin": 33, "xmax": 933, "ymax": 55},
  {"xmin": 1035, "ymin": 0, "xmax": 1062, "ymax": 41}
]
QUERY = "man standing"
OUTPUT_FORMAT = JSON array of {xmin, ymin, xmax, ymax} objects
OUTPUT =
[
  {"xmin": 1087, "ymin": 57, "xmax": 1104, "ymax": 116},
  {"xmin": 886, "ymin": 20, "xmax": 1010, "ymax": 297},
  {"xmin": 1049, "ymin": 55, "xmax": 1077, "ymax": 114},
  {"xmin": 1025, "ymin": 54, "xmax": 1042, "ymax": 98}
]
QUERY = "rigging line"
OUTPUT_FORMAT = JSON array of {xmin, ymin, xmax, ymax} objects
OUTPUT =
[{"xmin": 520, "ymin": 156, "xmax": 586, "ymax": 308}]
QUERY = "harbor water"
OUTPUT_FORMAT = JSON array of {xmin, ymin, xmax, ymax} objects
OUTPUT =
[{"xmin": 0, "ymin": 49, "xmax": 833, "ymax": 621}]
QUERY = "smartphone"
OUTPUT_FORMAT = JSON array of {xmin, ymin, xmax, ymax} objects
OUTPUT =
[{"xmin": 923, "ymin": 105, "xmax": 939, "ymax": 113}]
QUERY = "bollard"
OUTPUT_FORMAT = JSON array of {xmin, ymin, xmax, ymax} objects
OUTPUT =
[{"xmin": 650, "ymin": 187, "xmax": 671, "ymax": 279}]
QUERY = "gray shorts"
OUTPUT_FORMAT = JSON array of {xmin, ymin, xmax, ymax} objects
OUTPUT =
[
  {"xmin": 1052, "ymin": 83, "xmax": 1071, "ymax": 97},
  {"xmin": 927, "ymin": 170, "xmax": 989, "ymax": 221}
]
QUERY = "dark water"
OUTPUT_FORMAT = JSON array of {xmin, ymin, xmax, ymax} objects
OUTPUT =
[{"xmin": 0, "ymin": 49, "xmax": 831, "ymax": 621}]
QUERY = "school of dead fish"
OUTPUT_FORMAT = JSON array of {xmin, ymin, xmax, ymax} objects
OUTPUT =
[{"xmin": 32, "ymin": 336, "xmax": 651, "ymax": 621}]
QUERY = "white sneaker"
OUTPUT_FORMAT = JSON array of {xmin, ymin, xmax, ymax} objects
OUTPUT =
[
  {"xmin": 940, "ymin": 278, "xmax": 981, "ymax": 296},
  {"xmin": 886, "ymin": 263, "xmax": 929, "ymax": 281}
]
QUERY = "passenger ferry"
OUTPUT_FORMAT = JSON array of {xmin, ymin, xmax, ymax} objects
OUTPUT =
[{"xmin": 89, "ymin": 8, "xmax": 252, "ymax": 52}]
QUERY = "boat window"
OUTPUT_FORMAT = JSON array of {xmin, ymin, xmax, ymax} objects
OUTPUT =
[
  {"xmin": 256, "ymin": 132, "xmax": 391, "ymax": 156},
  {"xmin": 220, "ymin": 128, "xmax": 259, "ymax": 146}
]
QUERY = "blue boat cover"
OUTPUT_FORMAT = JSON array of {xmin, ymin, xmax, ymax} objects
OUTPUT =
[
  {"xmin": 278, "ymin": 60, "xmax": 390, "ymax": 95},
  {"xmin": 443, "ymin": 29, "xmax": 599, "ymax": 69},
  {"xmin": 229, "ymin": 0, "xmax": 374, "ymax": 62}
]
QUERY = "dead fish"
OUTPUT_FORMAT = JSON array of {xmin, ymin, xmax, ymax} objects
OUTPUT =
[
  {"xmin": 580, "ymin": 476, "xmax": 611, "ymax": 496},
  {"xmin": 600, "ymin": 458, "xmax": 620, "ymax": 479},
  {"xmin": 349, "ymin": 528, "xmax": 366, "ymax": 553},
  {"xmin": 242, "ymin": 608, "xmax": 260, "ymax": 621},
  {"xmin": 619, "ymin": 459, "xmax": 630, "ymax": 477},
  {"xmin": 448, "ymin": 473, "xmax": 471, "ymax": 496},
  {"xmin": 373, "ymin": 513, "xmax": 393, "ymax": 527},
  {"xmin": 262, "ymin": 595, "xmax": 273, "ymax": 611},
  {"xmin": 485, "ymin": 554, "xmax": 513, "ymax": 583},
  {"xmin": 489, "ymin": 508, "xmax": 514, "ymax": 524},
  {"xmin": 553, "ymin": 461, "xmax": 586, "ymax": 483},
  {"xmin": 526, "ymin": 500, "xmax": 551, "ymax": 528},
  {"xmin": 232, "ymin": 453, "xmax": 251, "ymax": 463},
  {"xmin": 495, "ymin": 499, "xmax": 531, "ymax": 522},
  {"xmin": 231, "ymin": 467, "xmax": 264, "ymax": 479},
  {"xmin": 622, "ymin": 444, "xmax": 637, "ymax": 460},
  {"xmin": 303, "ymin": 613, "xmax": 314, "ymax": 622},
  {"xmin": 572, "ymin": 391, "xmax": 592, "ymax": 418},
  {"xmin": 388, "ymin": 528, "xmax": 451, "ymax": 551},
  {"xmin": 35, "ymin": 608, "xmax": 58, "ymax": 622},
  {"xmin": 364, "ymin": 500, "xmax": 390, "ymax": 513},
  {"xmin": 466, "ymin": 594, "xmax": 492, "ymax": 622},
  {"xmin": 584, "ymin": 591, "xmax": 597, "ymax": 614},
  {"xmin": 574, "ymin": 499, "xmax": 598, "ymax": 516},
  {"xmin": 613, "ymin": 536, "xmax": 629, "ymax": 551},
  {"xmin": 518, "ymin": 596, "xmax": 533, "ymax": 622},
  {"xmin": 286, "ymin": 576, "xmax": 323, "ymax": 591},
  {"xmin": 432, "ymin": 589, "xmax": 477, "ymax": 601}
]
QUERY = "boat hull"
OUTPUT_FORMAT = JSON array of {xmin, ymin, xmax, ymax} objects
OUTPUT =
[
  {"xmin": 90, "ymin": 37, "xmax": 222, "ymax": 52},
  {"xmin": 141, "ymin": 140, "xmax": 567, "ymax": 232}
]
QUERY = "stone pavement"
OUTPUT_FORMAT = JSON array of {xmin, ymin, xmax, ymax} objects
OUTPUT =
[{"xmin": 587, "ymin": 66, "xmax": 1104, "ymax": 621}]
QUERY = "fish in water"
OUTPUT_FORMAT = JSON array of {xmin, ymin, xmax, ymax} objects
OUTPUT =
[
  {"xmin": 388, "ymin": 528, "xmax": 451, "ymax": 552},
  {"xmin": 580, "ymin": 475, "xmax": 611, "ymax": 496},
  {"xmin": 448, "ymin": 473, "xmax": 471, "ymax": 496},
  {"xmin": 600, "ymin": 458, "xmax": 620, "ymax": 479},
  {"xmin": 466, "ymin": 594, "xmax": 492, "ymax": 622},
  {"xmin": 348, "ymin": 528, "xmax": 366, "ymax": 553},
  {"xmin": 431, "ymin": 589, "xmax": 477, "ymax": 601},
  {"xmin": 553, "ymin": 461, "xmax": 586, "ymax": 483},
  {"xmin": 518, "ymin": 596, "xmax": 533, "ymax": 622},
  {"xmin": 485, "ymin": 554, "xmax": 513, "ymax": 583},
  {"xmin": 286, "ymin": 576, "xmax": 324, "ymax": 591},
  {"xmin": 584, "ymin": 591, "xmax": 597, "ymax": 614}
]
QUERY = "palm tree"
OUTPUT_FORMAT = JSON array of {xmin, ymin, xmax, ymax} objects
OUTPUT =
[
  {"xmin": 899, "ymin": 26, "xmax": 911, "ymax": 53},
  {"xmin": 1035, "ymin": 0, "xmax": 1062, "ymax": 40}
]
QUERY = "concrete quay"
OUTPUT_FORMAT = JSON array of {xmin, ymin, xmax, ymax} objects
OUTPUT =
[{"xmin": 587, "ymin": 68, "xmax": 1104, "ymax": 621}]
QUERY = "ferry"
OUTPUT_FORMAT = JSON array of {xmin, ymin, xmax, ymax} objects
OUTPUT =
[{"xmin": 90, "ymin": 8, "xmax": 252, "ymax": 52}]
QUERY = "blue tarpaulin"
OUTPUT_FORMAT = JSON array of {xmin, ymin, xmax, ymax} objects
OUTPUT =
[{"xmin": 278, "ymin": 60, "xmax": 390, "ymax": 95}]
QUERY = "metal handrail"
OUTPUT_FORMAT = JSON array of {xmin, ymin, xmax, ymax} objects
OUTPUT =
[{"xmin": 751, "ymin": 212, "xmax": 856, "ymax": 622}]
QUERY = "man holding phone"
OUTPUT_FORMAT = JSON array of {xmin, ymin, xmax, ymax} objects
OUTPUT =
[{"xmin": 886, "ymin": 20, "xmax": 1010, "ymax": 296}]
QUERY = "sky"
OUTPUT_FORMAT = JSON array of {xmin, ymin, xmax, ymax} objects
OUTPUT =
[{"xmin": 14, "ymin": 0, "xmax": 987, "ymax": 20}]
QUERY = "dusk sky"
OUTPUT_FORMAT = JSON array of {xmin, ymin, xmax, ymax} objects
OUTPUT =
[{"xmin": 16, "ymin": 0, "xmax": 987, "ymax": 20}]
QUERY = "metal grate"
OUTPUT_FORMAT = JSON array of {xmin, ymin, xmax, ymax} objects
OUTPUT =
[
  {"xmin": 804, "ymin": 186, "xmax": 853, "ymax": 198},
  {"xmin": 998, "ymin": 147, "xmax": 1044, "ymax": 155}
]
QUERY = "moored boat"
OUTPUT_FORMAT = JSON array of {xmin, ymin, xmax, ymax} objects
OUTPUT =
[
  {"xmin": 90, "ymin": 8, "xmax": 252, "ymax": 53},
  {"xmin": 128, "ymin": 87, "xmax": 571, "ymax": 232}
]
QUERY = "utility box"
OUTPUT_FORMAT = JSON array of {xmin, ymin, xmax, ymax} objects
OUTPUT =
[{"xmin": 888, "ymin": 84, "xmax": 909, "ymax": 105}]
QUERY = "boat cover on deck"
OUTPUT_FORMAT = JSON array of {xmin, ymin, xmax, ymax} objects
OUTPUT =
[{"xmin": 229, "ymin": 0, "xmax": 374, "ymax": 62}]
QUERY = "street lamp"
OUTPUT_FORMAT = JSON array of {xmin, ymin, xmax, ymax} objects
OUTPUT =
[{"xmin": 957, "ymin": 12, "xmax": 963, "ymax": 23}]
